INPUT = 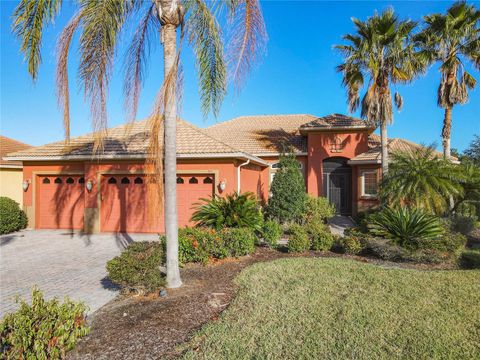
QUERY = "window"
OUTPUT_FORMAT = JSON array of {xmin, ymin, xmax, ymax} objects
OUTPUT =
[
  {"xmin": 361, "ymin": 171, "xmax": 378, "ymax": 197},
  {"xmin": 121, "ymin": 177, "xmax": 130, "ymax": 184},
  {"xmin": 108, "ymin": 177, "xmax": 117, "ymax": 184},
  {"xmin": 189, "ymin": 177, "xmax": 198, "ymax": 184},
  {"xmin": 78, "ymin": 177, "xmax": 85, "ymax": 184},
  {"xmin": 176, "ymin": 177, "xmax": 184, "ymax": 184},
  {"xmin": 203, "ymin": 177, "xmax": 213, "ymax": 184},
  {"xmin": 42, "ymin": 177, "xmax": 50, "ymax": 184},
  {"xmin": 134, "ymin": 177, "xmax": 143, "ymax": 184},
  {"xmin": 54, "ymin": 177, "xmax": 62, "ymax": 184},
  {"xmin": 66, "ymin": 177, "xmax": 75, "ymax": 184}
]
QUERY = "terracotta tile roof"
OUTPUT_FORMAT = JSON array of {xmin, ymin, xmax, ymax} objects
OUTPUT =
[
  {"xmin": 4, "ymin": 119, "xmax": 267, "ymax": 165},
  {"xmin": 350, "ymin": 134, "xmax": 448, "ymax": 163},
  {"xmin": 0, "ymin": 136, "xmax": 31, "ymax": 167},
  {"xmin": 205, "ymin": 114, "xmax": 318, "ymax": 155},
  {"xmin": 300, "ymin": 113, "xmax": 375, "ymax": 131}
]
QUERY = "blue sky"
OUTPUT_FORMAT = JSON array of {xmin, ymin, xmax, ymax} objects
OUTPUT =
[{"xmin": 1, "ymin": 1, "xmax": 479, "ymax": 151}]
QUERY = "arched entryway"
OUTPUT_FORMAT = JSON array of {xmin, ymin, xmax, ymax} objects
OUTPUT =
[{"xmin": 323, "ymin": 157, "xmax": 352, "ymax": 215}]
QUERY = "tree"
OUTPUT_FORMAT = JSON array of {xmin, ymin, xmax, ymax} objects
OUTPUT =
[
  {"xmin": 267, "ymin": 152, "xmax": 306, "ymax": 223},
  {"xmin": 12, "ymin": 0, "xmax": 267, "ymax": 288},
  {"xmin": 416, "ymin": 1, "xmax": 480, "ymax": 159},
  {"xmin": 464, "ymin": 134, "xmax": 480, "ymax": 165},
  {"xmin": 380, "ymin": 146, "xmax": 464, "ymax": 215},
  {"xmin": 336, "ymin": 9, "xmax": 426, "ymax": 174}
]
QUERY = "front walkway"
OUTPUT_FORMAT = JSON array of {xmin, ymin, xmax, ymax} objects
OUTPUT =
[
  {"xmin": 0, "ymin": 230, "xmax": 157, "ymax": 317},
  {"xmin": 328, "ymin": 215, "xmax": 355, "ymax": 236}
]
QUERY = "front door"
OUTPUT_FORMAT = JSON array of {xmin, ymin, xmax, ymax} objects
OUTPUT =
[
  {"xmin": 328, "ymin": 173, "xmax": 351, "ymax": 215},
  {"xmin": 323, "ymin": 158, "xmax": 352, "ymax": 215}
]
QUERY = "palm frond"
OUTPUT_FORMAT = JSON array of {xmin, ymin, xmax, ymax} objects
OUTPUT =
[
  {"xmin": 12, "ymin": 0, "xmax": 63, "ymax": 80},
  {"xmin": 123, "ymin": 4, "xmax": 159, "ymax": 124},
  {"xmin": 184, "ymin": 0, "xmax": 226, "ymax": 116},
  {"xmin": 225, "ymin": 0, "xmax": 267, "ymax": 89},
  {"xmin": 77, "ymin": 0, "xmax": 136, "ymax": 151},
  {"xmin": 56, "ymin": 11, "xmax": 82, "ymax": 142}
]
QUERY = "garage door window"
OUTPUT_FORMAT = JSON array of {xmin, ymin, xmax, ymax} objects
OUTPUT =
[
  {"xmin": 189, "ymin": 177, "xmax": 198, "ymax": 184},
  {"xmin": 66, "ymin": 177, "xmax": 75, "ymax": 184},
  {"xmin": 42, "ymin": 177, "xmax": 50, "ymax": 184},
  {"xmin": 121, "ymin": 177, "xmax": 130, "ymax": 184},
  {"xmin": 177, "ymin": 177, "xmax": 184, "ymax": 184},
  {"xmin": 134, "ymin": 177, "xmax": 143, "ymax": 184},
  {"xmin": 54, "ymin": 177, "xmax": 62, "ymax": 184},
  {"xmin": 79, "ymin": 177, "xmax": 85, "ymax": 184},
  {"xmin": 108, "ymin": 177, "xmax": 117, "ymax": 184},
  {"xmin": 203, "ymin": 177, "xmax": 213, "ymax": 184}
]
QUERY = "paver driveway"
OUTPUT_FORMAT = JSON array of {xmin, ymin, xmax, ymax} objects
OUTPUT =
[{"xmin": 0, "ymin": 230, "xmax": 157, "ymax": 317}]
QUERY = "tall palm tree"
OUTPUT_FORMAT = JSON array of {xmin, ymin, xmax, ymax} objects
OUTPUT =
[
  {"xmin": 335, "ymin": 9, "xmax": 426, "ymax": 174},
  {"xmin": 415, "ymin": 1, "xmax": 480, "ymax": 159},
  {"xmin": 12, "ymin": 0, "xmax": 267, "ymax": 288}
]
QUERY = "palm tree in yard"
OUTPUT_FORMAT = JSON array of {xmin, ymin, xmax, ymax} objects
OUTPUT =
[
  {"xmin": 415, "ymin": 1, "xmax": 479, "ymax": 159},
  {"xmin": 336, "ymin": 9, "xmax": 426, "ymax": 174},
  {"xmin": 12, "ymin": 0, "xmax": 266, "ymax": 288}
]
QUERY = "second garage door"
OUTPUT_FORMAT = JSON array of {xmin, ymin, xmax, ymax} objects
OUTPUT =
[{"xmin": 100, "ymin": 174, "xmax": 214, "ymax": 233}]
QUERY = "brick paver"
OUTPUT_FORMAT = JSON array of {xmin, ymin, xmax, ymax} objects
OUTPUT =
[{"xmin": 0, "ymin": 230, "xmax": 157, "ymax": 317}]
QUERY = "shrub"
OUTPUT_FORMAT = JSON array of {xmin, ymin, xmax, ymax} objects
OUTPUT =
[
  {"xmin": 364, "ymin": 238, "xmax": 410, "ymax": 262},
  {"xmin": 106, "ymin": 242, "xmax": 165, "ymax": 293},
  {"xmin": 450, "ymin": 214, "xmax": 477, "ymax": 235},
  {"xmin": 221, "ymin": 228, "xmax": 256, "ymax": 257},
  {"xmin": 179, "ymin": 227, "xmax": 228, "ymax": 263},
  {"xmin": 459, "ymin": 249, "xmax": 480, "ymax": 269},
  {"xmin": 418, "ymin": 228, "xmax": 467, "ymax": 254},
  {"xmin": 305, "ymin": 220, "xmax": 334, "ymax": 251},
  {"xmin": 341, "ymin": 235, "xmax": 364, "ymax": 255},
  {"xmin": 0, "ymin": 287, "xmax": 89, "ymax": 359},
  {"xmin": 287, "ymin": 224, "xmax": 309, "ymax": 253},
  {"xmin": 192, "ymin": 192, "xmax": 263, "ymax": 231},
  {"xmin": 0, "ymin": 197, "xmax": 28, "ymax": 234},
  {"xmin": 302, "ymin": 195, "xmax": 335, "ymax": 223},
  {"xmin": 262, "ymin": 220, "xmax": 283, "ymax": 248},
  {"xmin": 267, "ymin": 153, "xmax": 307, "ymax": 223},
  {"xmin": 368, "ymin": 207, "xmax": 444, "ymax": 250}
]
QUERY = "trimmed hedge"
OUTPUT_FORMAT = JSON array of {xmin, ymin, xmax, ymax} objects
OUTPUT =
[
  {"xmin": 106, "ymin": 242, "xmax": 165, "ymax": 293},
  {"xmin": 164, "ymin": 227, "xmax": 257, "ymax": 265},
  {"xmin": 305, "ymin": 220, "xmax": 334, "ymax": 251},
  {"xmin": 262, "ymin": 220, "xmax": 283, "ymax": 248},
  {"xmin": 0, "ymin": 197, "xmax": 28, "ymax": 234},
  {"xmin": 0, "ymin": 287, "xmax": 89, "ymax": 359},
  {"xmin": 287, "ymin": 224, "xmax": 309, "ymax": 253},
  {"xmin": 460, "ymin": 249, "xmax": 480, "ymax": 269}
]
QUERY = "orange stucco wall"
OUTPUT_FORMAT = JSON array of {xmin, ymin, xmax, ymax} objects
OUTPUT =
[{"xmin": 306, "ymin": 131, "xmax": 371, "ymax": 197}]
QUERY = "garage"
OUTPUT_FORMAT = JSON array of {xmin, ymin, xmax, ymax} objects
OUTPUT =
[
  {"xmin": 100, "ymin": 174, "xmax": 214, "ymax": 233},
  {"xmin": 36, "ymin": 175, "xmax": 85, "ymax": 229}
]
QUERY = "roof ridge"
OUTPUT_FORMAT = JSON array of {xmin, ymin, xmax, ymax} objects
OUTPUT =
[{"xmin": 207, "ymin": 114, "xmax": 318, "ymax": 129}]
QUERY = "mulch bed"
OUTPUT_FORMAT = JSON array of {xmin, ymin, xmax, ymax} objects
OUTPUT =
[{"xmin": 67, "ymin": 247, "xmax": 460, "ymax": 360}]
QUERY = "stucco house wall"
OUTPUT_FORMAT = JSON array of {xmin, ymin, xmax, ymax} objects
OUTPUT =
[{"xmin": 0, "ymin": 168, "xmax": 24, "ymax": 205}]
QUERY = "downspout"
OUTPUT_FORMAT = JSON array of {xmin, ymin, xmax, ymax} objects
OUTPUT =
[{"xmin": 237, "ymin": 159, "xmax": 250, "ymax": 193}]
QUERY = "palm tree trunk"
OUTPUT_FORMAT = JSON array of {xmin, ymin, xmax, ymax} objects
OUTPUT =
[
  {"xmin": 162, "ymin": 23, "xmax": 182, "ymax": 288},
  {"xmin": 442, "ymin": 106, "xmax": 452, "ymax": 159},
  {"xmin": 380, "ymin": 120, "xmax": 389, "ymax": 175}
]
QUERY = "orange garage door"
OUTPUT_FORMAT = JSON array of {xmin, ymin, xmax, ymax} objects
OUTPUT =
[
  {"xmin": 36, "ymin": 175, "xmax": 85, "ymax": 229},
  {"xmin": 100, "ymin": 174, "xmax": 214, "ymax": 233}
]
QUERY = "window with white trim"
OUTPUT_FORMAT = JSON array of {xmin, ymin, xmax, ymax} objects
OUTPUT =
[{"xmin": 361, "ymin": 171, "xmax": 378, "ymax": 197}]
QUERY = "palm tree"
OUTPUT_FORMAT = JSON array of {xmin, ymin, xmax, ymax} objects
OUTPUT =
[
  {"xmin": 335, "ymin": 9, "xmax": 426, "ymax": 174},
  {"xmin": 416, "ymin": 1, "xmax": 479, "ymax": 159},
  {"xmin": 380, "ymin": 146, "xmax": 464, "ymax": 215},
  {"xmin": 12, "ymin": 0, "xmax": 267, "ymax": 288}
]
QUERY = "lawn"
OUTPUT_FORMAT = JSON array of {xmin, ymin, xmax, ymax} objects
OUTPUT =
[{"xmin": 182, "ymin": 258, "xmax": 480, "ymax": 359}]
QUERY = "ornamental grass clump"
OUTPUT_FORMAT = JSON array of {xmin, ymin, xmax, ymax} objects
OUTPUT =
[{"xmin": 0, "ymin": 287, "xmax": 89, "ymax": 359}]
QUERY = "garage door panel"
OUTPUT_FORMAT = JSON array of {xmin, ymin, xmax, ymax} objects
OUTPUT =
[
  {"xmin": 101, "ymin": 174, "xmax": 213, "ymax": 233},
  {"xmin": 37, "ymin": 176, "xmax": 85, "ymax": 230}
]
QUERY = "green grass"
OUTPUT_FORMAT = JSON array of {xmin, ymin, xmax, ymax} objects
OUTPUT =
[{"xmin": 182, "ymin": 258, "xmax": 480, "ymax": 359}]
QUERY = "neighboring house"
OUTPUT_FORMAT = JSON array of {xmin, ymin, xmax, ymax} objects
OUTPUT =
[
  {"xmin": 0, "ymin": 135, "xmax": 31, "ymax": 205},
  {"xmin": 3, "ymin": 114, "xmax": 439, "ymax": 233}
]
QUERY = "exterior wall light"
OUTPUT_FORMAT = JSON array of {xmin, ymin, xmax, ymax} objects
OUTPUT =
[
  {"xmin": 85, "ymin": 179, "xmax": 94, "ymax": 192},
  {"xmin": 219, "ymin": 179, "xmax": 227, "ymax": 192},
  {"xmin": 22, "ymin": 179, "xmax": 30, "ymax": 192}
]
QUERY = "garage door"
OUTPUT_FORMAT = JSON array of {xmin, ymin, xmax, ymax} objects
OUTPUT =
[
  {"xmin": 37, "ymin": 175, "xmax": 85, "ymax": 229},
  {"xmin": 100, "ymin": 174, "xmax": 214, "ymax": 233}
]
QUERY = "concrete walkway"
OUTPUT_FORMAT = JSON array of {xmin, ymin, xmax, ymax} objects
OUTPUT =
[
  {"xmin": 0, "ymin": 230, "xmax": 157, "ymax": 317},
  {"xmin": 328, "ymin": 215, "xmax": 356, "ymax": 236}
]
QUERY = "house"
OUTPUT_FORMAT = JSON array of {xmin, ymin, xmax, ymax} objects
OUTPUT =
[
  {"xmin": 0, "ymin": 135, "xmax": 31, "ymax": 205},
  {"xmin": 3, "ymin": 114, "xmax": 436, "ymax": 233}
]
